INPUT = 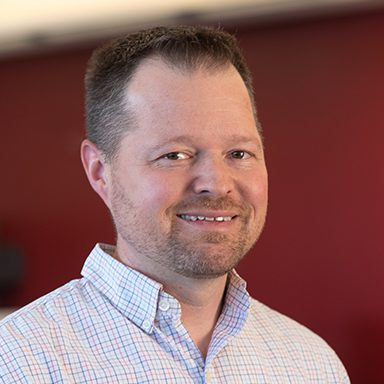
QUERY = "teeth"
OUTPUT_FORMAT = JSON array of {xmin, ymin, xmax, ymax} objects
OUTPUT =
[{"xmin": 180, "ymin": 214, "xmax": 233, "ymax": 222}]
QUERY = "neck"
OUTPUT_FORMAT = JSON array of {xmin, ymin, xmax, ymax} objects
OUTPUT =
[
  {"xmin": 164, "ymin": 274, "xmax": 228, "ymax": 358},
  {"xmin": 113, "ymin": 242, "xmax": 228, "ymax": 359}
]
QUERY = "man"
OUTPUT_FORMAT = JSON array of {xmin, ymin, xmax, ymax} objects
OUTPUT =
[{"xmin": 0, "ymin": 25, "xmax": 349, "ymax": 383}]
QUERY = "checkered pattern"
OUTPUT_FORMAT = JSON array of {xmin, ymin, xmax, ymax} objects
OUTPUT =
[{"xmin": 0, "ymin": 244, "xmax": 350, "ymax": 383}]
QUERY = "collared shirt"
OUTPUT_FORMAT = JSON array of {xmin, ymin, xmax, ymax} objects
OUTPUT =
[{"xmin": 0, "ymin": 244, "xmax": 349, "ymax": 383}]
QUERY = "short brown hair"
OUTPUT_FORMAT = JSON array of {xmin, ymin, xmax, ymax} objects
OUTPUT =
[{"xmin": 85, "ymin": 25, "xmax": 258, "ymax": 160}]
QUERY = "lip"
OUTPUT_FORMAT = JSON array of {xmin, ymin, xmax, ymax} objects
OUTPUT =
[
  {"xmin": 177, "ymin": 211, "xmax": 238, "ymax": 218},
  {"xmin": 176, "ymin": 211, "xmax": 239, "ymax": 227}
]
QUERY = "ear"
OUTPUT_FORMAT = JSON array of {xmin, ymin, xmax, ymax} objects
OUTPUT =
[{"xmin": 80, "ymin": 139, "xmax": 111, "ymax": 208}]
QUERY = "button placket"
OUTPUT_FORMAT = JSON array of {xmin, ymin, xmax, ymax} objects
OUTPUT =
[{"xmin": 205, "ymin": 366, "xmax": 216, "ymax": 384}]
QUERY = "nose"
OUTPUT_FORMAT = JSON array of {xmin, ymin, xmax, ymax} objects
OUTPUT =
[{"xmin": 191, "ymin": 155, "xmax": 234, "ymax": 196}]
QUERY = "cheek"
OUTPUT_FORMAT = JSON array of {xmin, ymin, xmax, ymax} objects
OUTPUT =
[
  {"xmin": 133, "ymin": 173, "xmax": 185, "ymax": 213},
  {"xmin": 244, "ymin": 170, "xmax": 268, "ymax": 208}
]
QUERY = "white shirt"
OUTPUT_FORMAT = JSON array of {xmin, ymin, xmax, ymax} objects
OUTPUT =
[{"xmin": 0, "ymin": 243, "xmax": 350, "ymax": 383}]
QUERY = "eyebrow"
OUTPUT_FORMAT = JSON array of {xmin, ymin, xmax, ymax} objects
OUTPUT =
[
  {"xmin": 150, "ymin": 135, "xmax": 195, "ymax": 152},
  {"xmin": 150, "ymin": 133, "xmax": 263, "ymax": 153},
  {"xmin": 226, "ymin": 134, "xmax": 262, "ymax": 144}
]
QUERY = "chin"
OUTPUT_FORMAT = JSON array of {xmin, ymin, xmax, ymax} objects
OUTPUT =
[{"xmin": 171, "ymin": 247, "xmax": 246, "ymax": 279}]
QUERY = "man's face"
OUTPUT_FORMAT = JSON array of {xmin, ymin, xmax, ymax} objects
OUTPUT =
[{"xmin": 106, "ymin": 58, "xmax": 268, "ymax": 279}]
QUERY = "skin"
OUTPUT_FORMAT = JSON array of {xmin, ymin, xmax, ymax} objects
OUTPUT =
[{"xmin": 81, "ymin": 57, "xmax": 268, "ymax": 358}]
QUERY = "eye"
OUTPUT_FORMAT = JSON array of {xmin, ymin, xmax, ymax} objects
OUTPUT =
[
  {"xmin": 229, "ymin": 150, "xmax": 252, "ymax": 159},
  {"xmin": 162, "ymin": 151, "xmax": 190, "ymax": 160}
]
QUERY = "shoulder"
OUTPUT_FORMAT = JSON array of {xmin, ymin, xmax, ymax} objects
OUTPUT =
[
  {"xmin": 0, "ymin": 278, "xmax": 85, "ymax": 331},
  {"xmin": 0, "ymin": 279, "xmax": 88, "ymax": 346},
  {"xmin": 247, "ymin": 298, "xmax": 337, "ymax": 352},
  {"xmin": 248, "ymin": 298, "xmax": 327, "ymax": 344},
  {"xmin": 0, "ymin": 279, "xmax": 91, "ymax": 381},
  {"xmin": 0, "ymin": 280, "xmax": 81, "ymax": 382},
  {"xmin": 242, "ymin": 298, "xmax": 350, "ymax": 382},
  {"xmin": 0, "ymin": 279, "xmax": 110, "ymax": 383}
]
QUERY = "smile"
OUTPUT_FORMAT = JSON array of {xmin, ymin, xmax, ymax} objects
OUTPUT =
[{"xmin": 178, "ymin": 214, "xmax": 234, "ymax": 222}]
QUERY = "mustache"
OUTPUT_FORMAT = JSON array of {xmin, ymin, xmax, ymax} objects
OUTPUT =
[{"xmin": 172, "ymin": 196, "xmax": 249, "ymax": 214}]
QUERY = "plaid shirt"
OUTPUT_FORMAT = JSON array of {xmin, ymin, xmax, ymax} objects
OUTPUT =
[{"xmin": 0, "ymin": 244, "xmax": 349, "ymax": 383}]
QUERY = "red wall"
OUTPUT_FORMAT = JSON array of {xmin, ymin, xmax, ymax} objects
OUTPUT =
[{"xmin": 1, "ymin": 11, "xmax": 383, "ymax": 383}]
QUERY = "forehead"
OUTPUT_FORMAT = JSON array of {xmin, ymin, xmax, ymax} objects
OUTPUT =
[
  {"xmin": 118, "ymin": 57, "xmax": 260, "ymax": 149},
  {"xmin": 129, "ymin": 59, "xmax": 253, "ymax": 114}
]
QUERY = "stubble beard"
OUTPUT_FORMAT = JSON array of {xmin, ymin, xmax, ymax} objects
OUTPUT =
[
  {"xmin": 163, "ymin": 226, "xmax": 256, "ymax": 279},
  {"xmin": 111, "ymin": 179, "xmax": 265, "ymax": 279}
]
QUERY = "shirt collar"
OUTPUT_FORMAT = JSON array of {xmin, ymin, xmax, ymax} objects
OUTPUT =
[
  {"xmin": 81, "ymin": 243, "xmax": 251, "ymax": 335},
  {"xmin": 81, "ymin": 243, "xmax": 162, "ymax": 334}
]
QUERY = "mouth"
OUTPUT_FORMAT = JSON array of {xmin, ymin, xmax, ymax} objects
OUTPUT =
[{"xmin": 177, "ymin": 214, "xmax": 237, "ymax": 222}]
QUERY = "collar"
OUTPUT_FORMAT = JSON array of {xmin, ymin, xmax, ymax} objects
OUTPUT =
[
  {"xmin": 81, "ymin": 243, "xmax": 250, "ymax": 335},
  {"xmin": 81, "ymin": 243, "xmax": 162, "ymax": 334}
]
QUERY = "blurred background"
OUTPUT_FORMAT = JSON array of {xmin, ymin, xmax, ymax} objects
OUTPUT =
[{"xmin": 1, "ymin": 0, "xmax": 384, "ymax": 382}]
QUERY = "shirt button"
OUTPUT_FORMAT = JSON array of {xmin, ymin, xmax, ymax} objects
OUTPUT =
[
  {"xmin": 159, "ymin": 300, "xmax": 170, "ymax": 312},
  {"xmin": 142, "ymin": 319, "xmax": 152, "ymax": 332}
]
